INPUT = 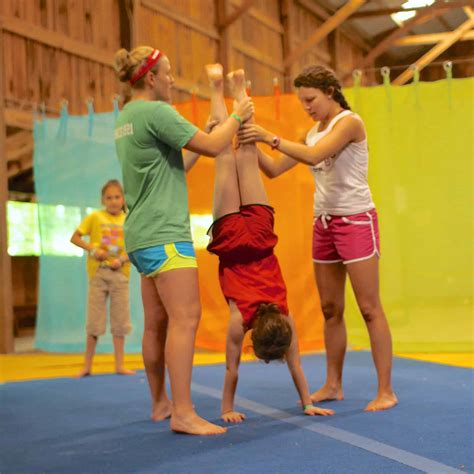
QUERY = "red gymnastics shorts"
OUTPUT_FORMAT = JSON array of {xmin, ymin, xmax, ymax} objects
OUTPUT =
[
  {"xmin": 207, "ymin": 204, "xmax": 288, "ymax": 328},
  {"xmin": 312, "ymin": 209, "xmax": 380, "ymax": 264}
]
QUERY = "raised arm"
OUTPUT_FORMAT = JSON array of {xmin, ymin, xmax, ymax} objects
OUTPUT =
[
  {"xmin": 221, "ymin": 303, "xmax": 247, "ymax": 423},
  {"xmin": 285, "ymin": 316, "xmax": 335, "ymax": 417},
  {"xmin": 184, "ymin": 98, "xmax": 254, "ymax": 157},
  {"xmin": 239, "ymin": 116, "xmax": 365, "ymax": 167},
  {"xmin": 257, "ymin": 148, "xmax": 298, "ymax": 178},
  {"xmin": 182, "ymin": 119, "xmax": 219, "ymax": 172}
]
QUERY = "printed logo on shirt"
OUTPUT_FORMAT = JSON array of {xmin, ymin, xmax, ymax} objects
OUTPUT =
[
  {"xmin": 115, "ymin": 123, "xmax": 134, "ymax": 140},
  {"xmin": 100, "ymin": 224, "xmax": 125, "ymax": 258},
  {"xmin": 312, "ymin": 154, "xmax": 337, "ymax": 172}
]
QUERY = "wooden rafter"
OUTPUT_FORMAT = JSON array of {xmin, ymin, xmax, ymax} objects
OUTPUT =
[
  {"xmin": 140, "ymin": 0, "xmax": 219, "ymax": 40},
  {"xmin": 351, "ymin": 1, "xmax": 473, "ymax": 19},
  {"xmin": 297, "ymin": 0, "xmax": 371, "ymax": 51},
  {"xmin": 345, "ymin": 2, "xmax": 464, "ymax": 80},
  {"xmin": 218, "ymin": 0, "xmax": 255, "ymax": 30},
  {"xmin": 393, "ymin": 9, "xmax": 474, "ymax": 85},
  {"xmin": 284, "ymin": 0, "xmax": 367, "ymax": 68},
  {"xmin": 4, "ymin": 107, "xmax": 34, "ymax": 131},
  {"xmin": 394, "ymin": 29, "xmax": 474, "ymax": 46},
  {"xmin": 6, "ymin": 131, "xmax": 34, "ymax": 164}
]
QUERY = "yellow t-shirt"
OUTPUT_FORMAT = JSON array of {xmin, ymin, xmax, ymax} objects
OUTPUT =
[{"xmin": 77, "ymin": 210, "xmax": 131, "ymax": 279}]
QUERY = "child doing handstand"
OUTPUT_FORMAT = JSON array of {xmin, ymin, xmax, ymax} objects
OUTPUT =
[{"xmin": 205, "ymin": 65, "xmax": 334, "ymax": 422}]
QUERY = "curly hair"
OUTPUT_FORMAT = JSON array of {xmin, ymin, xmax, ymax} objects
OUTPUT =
[
  {"xmin": 294, "ymin": 65, "xmax": 351, "ymax": 111},
  {"xmin": 251, "ymin": 303, "xmax": 292, "ymax": 362}
]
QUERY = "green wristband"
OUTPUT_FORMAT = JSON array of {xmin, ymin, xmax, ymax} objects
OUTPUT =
[
  {"xmin": 303, "ymin": 404, "xmax": 314, "ymax": 411},
  {"xmin": 230, "ymin": 112, "xmax": 242, "ymax": 125}
]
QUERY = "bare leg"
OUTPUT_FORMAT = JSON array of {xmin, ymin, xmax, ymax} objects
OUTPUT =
[
  {"xmin": 227, "ymin": 69, "xmax": 267, "ymax": 205},
  {"xmin": 205, "ymin": 63, "xmax": 228, "ymax": 123},
  {"xmin": 154, "ymin": 268, "xmax": 226, "ymax": 435},
  {"xmin": 113, "ymin": 335, "xmax": 135, "ymax": 375},
  {"xmin": 206, "ymin": 64, "xmax": 240, "ymax": 220},
  {"xmin": 77, "ymin": 335, "xmax": 97, "ymax": 377},
  {"xmin": 141, "ymin": 275, "xmax": 172, "ymax": 421},
  {"xmin": 346, "ymin": 255, "xmax": 397, "ymax": 411},
  {"xmin": 309, "ymin": 262, "xmax": 347, "ymax": 402}
]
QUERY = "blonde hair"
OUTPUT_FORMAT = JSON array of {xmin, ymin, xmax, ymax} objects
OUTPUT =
[{"xmin": 114, "ymin": 46, "xmax": 161, "ymax": 96}]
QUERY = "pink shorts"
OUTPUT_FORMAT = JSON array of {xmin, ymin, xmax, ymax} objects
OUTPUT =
[{"xmin": 312, "ymin": 209, "xmax": 380, "ymax": 264}]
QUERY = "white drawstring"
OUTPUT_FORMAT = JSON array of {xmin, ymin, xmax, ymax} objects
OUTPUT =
[{"xmin": 320, "ymin": 212, "xmax": 331, "ymax": 229}]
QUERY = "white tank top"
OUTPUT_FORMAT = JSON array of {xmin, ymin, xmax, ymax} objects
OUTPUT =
[{"xmin": 306, "ymin": 110, "xmax": 375, "ymax": 217}]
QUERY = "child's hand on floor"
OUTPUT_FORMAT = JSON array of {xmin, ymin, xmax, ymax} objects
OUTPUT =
[
  {"xmin": 304, "ymin": 405, "xmax": 335, "ymax": 417},
  {"xmin": 221, "ymin": 410, "xmax": 246, "ymax": 423}
]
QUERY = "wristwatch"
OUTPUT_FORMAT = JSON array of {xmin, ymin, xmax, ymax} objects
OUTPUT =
[{"xmin": 271, "ymin": 135, "xmax": 281, "ymax": 150}]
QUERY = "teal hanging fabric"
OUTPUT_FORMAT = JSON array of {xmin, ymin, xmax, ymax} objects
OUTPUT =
[{"xmin": 34, "ymin": 111, "xmax": 143, "ymax": 352}]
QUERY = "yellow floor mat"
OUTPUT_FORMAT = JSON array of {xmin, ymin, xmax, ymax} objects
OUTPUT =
[
  {"xmin": 0, "ymin": 351, "xmax": 256, "ymax": 383},
  {"xmin": 0, "ymin": 351, "xmax": 471, "ymax": 384}
]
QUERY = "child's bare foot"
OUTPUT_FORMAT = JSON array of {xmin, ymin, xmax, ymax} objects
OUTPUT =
[
  {"xmin": 364, "ymin": 392, "xmax": 398, "ymax": 412},
  {"xmin": 77, "ymin": 369, "xmax": 91, "ymax": 378},
  {"xmin": 170, "ymin": 412, "xmax": 227, "ymax": 435},
  {"xmin": 309, "ymin": 385, "xmax": 344, "ymax": 403},
  {"xmin": 116, "ymin": 367, "xmax": 136, "ymax": 376},
  {"xmin": 227, "ymin": 69, "xmax": 247, "ymax": 101},
  {"xmin": 151, "ymin": 400, "xmax": 173, "ymax": 422},
  {"xmin": 205, "ymin": 63, "xmax": 224, "ymax": 91}
]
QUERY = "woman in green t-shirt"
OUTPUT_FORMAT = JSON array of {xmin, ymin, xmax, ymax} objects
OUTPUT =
[{"xmin": 114, "ymin": 45, "xmax": 253, "ymax": 436}]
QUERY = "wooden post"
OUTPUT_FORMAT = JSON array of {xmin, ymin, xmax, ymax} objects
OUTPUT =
[
  {"xmin": 0, "ymin": 21, "xmax": 14, "ymax": 354},
  {"xmin": 216, "ymin": 0, "xmax": 231, "ymax": 73},
  {"xmin": 280, "ymin": 0, "xmax": 294, "ymax": 92}
]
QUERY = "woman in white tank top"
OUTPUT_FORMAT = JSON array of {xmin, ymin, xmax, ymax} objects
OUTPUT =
[{"xmin": 238, "ymin": 65, "xmax": 397, "ymax": 412}]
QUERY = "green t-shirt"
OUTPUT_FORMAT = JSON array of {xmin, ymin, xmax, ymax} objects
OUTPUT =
[{"xmin": 114, "ymin": 100, "xmax": 198, "ymax": 253}]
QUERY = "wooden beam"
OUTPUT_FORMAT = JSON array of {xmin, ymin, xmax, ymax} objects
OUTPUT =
[
  {"xmin": 118, "ymin": 0, "xmax": 133, "ymax": 49},
  {"xmin": 8, "ymin": 156, "xmax": 33, "ymax": 178},
  {"xmin": 6, "ymin": 131, "xmax": 34, "ymax": 163},
  {"xmin": 296, "ymin": 0, "xmax": 371, "ymax": 51},
  {"xmin": 4, "ymin": 107, "xmax": 33, "ymax": 131},
  {"xmin": 393, "ymin": 14, "xmax": 474, "ymax": 84},
  {"xmin": 1, "ymin": 15, "xmax": 115, "ymax": 67},
  {"xmin": 393, "ymin": 29, "xmax": 474, "ymax": 46},
  {"xmin": 345, "ymin": 3, "xmax": 460, "ymax": 79},
  {"xmin": 0, "ymin": 22, "xmax": 14, "ymax": 354},
  {"xmin": 351, "ymin": 1, "xmax": 473, "ymax": 18},
  {"xmin": 216, "ymin": 0, "xmax": 231, "ymax": 74},
  {"xmin": 219, "ymin": 0, "xmax": 255, "ymax": 29},
  {"xmin": 230, "ymin": 0, "xmax": 284, "ymax": 33},
  {"xmin": 284, "ymin": 0, "xmax": 366, "ymax": 68},
  {"xmin": 233, "ymin": 39, "xmax": 285, "ymax": 73},
  {"xmin": 140, "ymin": 0, "xmax": 220, "ymax": 40}
]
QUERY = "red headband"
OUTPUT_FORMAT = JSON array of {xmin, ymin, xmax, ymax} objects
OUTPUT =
[{"xmin": 129, "ymin": 49, "xmax": 163, "ymax": 85}]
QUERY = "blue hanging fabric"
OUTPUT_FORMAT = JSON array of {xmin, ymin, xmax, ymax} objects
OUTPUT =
[
  {"xmin": 87, "ymin": 98, "xmax": 95, "ymax": 137},
  {"xmin": 34, "ymin": 108, "xmax": 144, "ymax": 353},
  {"xmin": 56, "ymin": 99, "xmax": 69, "ymax": 140},
  {"xmin": 112, "ymin": 95, "xmax": 120, "ymax": 119}
]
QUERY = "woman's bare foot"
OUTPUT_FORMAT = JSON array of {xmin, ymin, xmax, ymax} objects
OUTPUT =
[
  {"xmin": 227, "ymin": 69, "xmax": 247, "ymax": 101},
  {"xmin": 116, "ymin": 367, "xmax": 136, "ymax": 376},
  {"xmin": 77, "ymin": 369, "xmax": 91, "ymax": 378},
  {"xmin": 364, "ymin": 392, "xmax": 398, "ymax": 412},
  {"xmin": 205, "ymin": 63, "xmax": 224, "ymax": 91},
  {"xmin": 309, "ymin": 384, "xmax": 344, "ymax": 403},
  {"xmin": 170, "ymin": 412, "xmax": 227, "ymax": 435},
  {"xmin": 151, "ymin": 400, "xmax": 173, "ymax": 422}
]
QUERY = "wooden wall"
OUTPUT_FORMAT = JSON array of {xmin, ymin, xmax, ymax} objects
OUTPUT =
[{"xmin": 1, "ymin": 0, "xmax": 121, "ymax": 115}]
